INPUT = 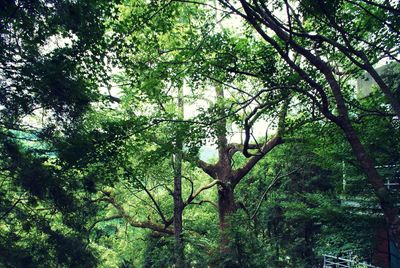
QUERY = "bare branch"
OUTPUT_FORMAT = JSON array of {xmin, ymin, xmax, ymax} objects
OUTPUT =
[
  {"xmin": 233, "ymin": 98, "xmax": 290, "ymax": 185},
  {"xmin": 183, "ymin": 176, "xmax": 194, "ymax": 201},
  {"xmin": 133, "ymin": 178, "xmax": 169, "ymax": 225},
  {"xmin": 250, "ymin": 169, "xmax": 299, "ymax": 220},
  {"xmin": 227, "ymin": 143, "xmax": 262, "ymax": 158},
  {"xmin": 188, "ymin": 200, "xmax": 218, "ymax": 209},
  {"xmin": 0, "ymin": 192, "xmax": 26, "ymax": 221},
  {"xmin": 184, "ymin": 180, "xmax": 219, "ymax": 207}
]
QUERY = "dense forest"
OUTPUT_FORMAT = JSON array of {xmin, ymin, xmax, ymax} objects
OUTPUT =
[{"xmin": 1, "ymin": 0, "xmax": 399, "ymax": 267}]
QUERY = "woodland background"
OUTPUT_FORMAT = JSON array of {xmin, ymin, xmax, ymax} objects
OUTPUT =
[{"xmin": 0, "ymin": 0, "xmax": 399, "ymax": 267}]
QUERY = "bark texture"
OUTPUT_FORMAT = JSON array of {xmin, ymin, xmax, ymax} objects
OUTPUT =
[{"xmin": 173, "ymin": 87, "xmax": 185, "ymax": 267}]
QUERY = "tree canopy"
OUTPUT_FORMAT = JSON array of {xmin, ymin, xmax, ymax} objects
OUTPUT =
[{"xmin": 0, "ymin": 0, "xmax": 399, "ymax": 267}]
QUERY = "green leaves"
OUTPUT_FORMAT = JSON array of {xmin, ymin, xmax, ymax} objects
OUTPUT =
[{"xmin": 1, "ymin": 0, "xmax": 399, "ymax": 266}]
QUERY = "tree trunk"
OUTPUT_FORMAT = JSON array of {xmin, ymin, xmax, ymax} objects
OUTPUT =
[
  {"xmin": 234, "ymin": 0, "xmax": 400, "ymax": 248},
  {"xmin": 214, "ymin": 85, "xmax": 237, "ymax": 256},
  {"xmin": 218, "ymin": 182, "xmax": 236, "ymax": 252},
  {"xmin": 328, "ymin": 69, "xmax": 400, "ymax": 248},
  {"xmin": 173, "ymin": 151, "xmax": 184, "ymax": 267},
  {"xmin": 339, "ymin": 117, "xmax": 400, "ymax": 247},
  {"xmin": 173, "ymin": 87, "xmax": 184, "ymax": 267},
  {"xmin": 326, "ymin": 66, "xmax": 400, "ymax": 247}
]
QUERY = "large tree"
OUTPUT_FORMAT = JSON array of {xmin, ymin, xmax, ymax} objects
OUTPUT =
[
  {"xmin": 2, "ymin": 0, "xmax": 398, "ymax": 266},
  {"xmin": 214, "ymin": 0, "xmax": 400, "ymax": 248}
]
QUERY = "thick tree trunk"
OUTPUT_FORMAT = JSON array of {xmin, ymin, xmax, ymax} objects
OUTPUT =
[
  {"xmin": 212, "ymin": 85, "xmax": 287, "ymax": 257},
  {"xmin": 214, "ymin": 85, "xmax": 237, "ymax": 256},
  {"xmin": 218, "ymin": 182, "xmax": 236, "ymax": 252}
]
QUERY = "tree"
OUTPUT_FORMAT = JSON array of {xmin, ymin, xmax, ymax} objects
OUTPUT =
[
  {"xmin": 173, "ymin": 87, "xmax": 185, "ymax": 266},
  {"xmin": 217, "ymin": 0, "xmax": 400, "ymax": 248},
  {"xmin": 104, "ymin": 1, "xmax": 328, "ymax": 262},
  {"xmin": 2, "ymin": 0, "xmax": 398, "ymax": 266},
  {"xmin": 0, "ymin": 0, "xmax": 115, "ymax": 266}
]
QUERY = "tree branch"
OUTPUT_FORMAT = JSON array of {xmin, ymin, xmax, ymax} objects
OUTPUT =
[
  {"xmin": 184, "ymin": 180, "xmax": 219, "ymax": 207},
  {"xmin": 87, "ymin": 215, "xmax": 123, "ymax": 234},
  {"xmin": 196, "ymin": 159, "xmax": 217, "ymax": 178},
  {"xmin": 233, "ymin": 98, "xmax": 290, "ymax": 185},
  {"xmin": 250, "ymin": 169, "xmax": 299, "ymax": 220},
  {"xmin": 188, "ymin": 200, "xmax": 218, "ymax": 209},
  {"xmin": 133, "ymin": 177, "xmax": 169, "ymax": 225},
  {"xmin": 0, "ymin": 192, "xmax": 26, "ymax": 221},
  {"xmin": 101, "ymin": 190, "xmax": 174, "ymax": 235}
]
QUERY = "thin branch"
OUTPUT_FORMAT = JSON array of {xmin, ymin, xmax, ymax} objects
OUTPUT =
[
  {"xmin": 133, "ymin": 177, "xmax": 169, "ymax": 225},
  {"xmin": 87, "ymin": 215, "xmax": 122, "ymax": 234},
  {"xmin": 0, "ymin": 192, "xmax": 26, "ymax": 221},
  {"xmin": 184, "ymin": 180, "xmax": 219, "ymax": 207},
  {"xmin": 250, "ymin": 169, "xmax": 299, "ymax": 220},
  {"xmin": 188, "ymin": 200, "xmax": 218, "ymax": 209},
  {"xmin": 172, "ymin": 0, "xmax": 228, "ymax": 13},
  {"xmin": 183, "ymin": 176, "xmax": 194, "ymax": 201},
  {"xmin": 356, "ymin": 0, "xmax": 400, "ymax": 14}
]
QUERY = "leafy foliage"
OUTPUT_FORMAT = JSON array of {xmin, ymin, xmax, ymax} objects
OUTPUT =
[{"xmin": 1, "ymin": 0, "xmax": 399, "ymax": 267}]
